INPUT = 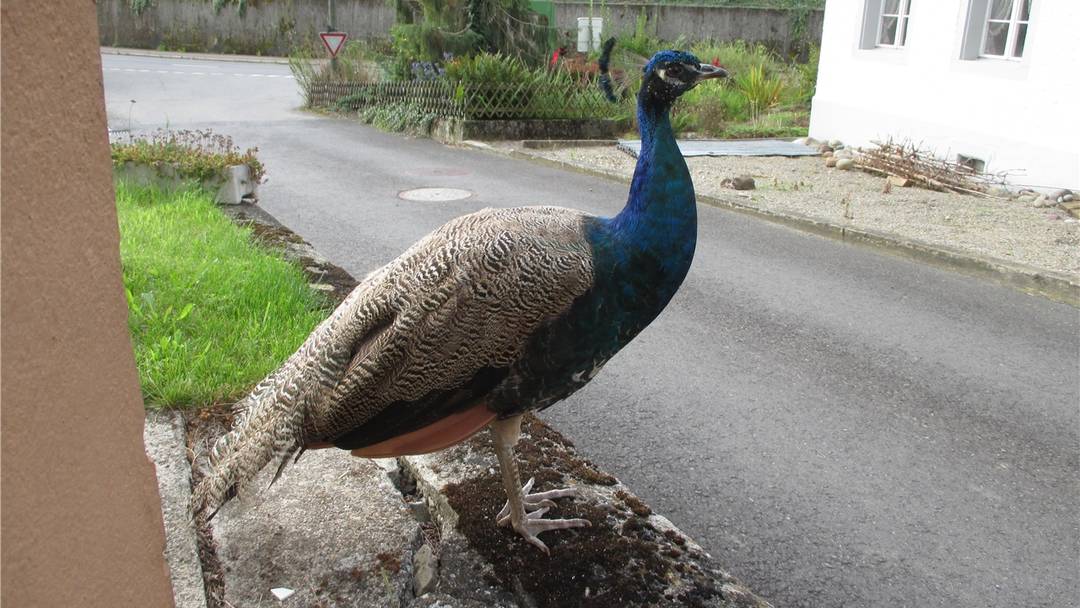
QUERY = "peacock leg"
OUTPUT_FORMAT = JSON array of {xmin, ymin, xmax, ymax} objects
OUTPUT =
[{"xmin": 490, "ymin": 414, "xmax": 591, "ymax": 554}]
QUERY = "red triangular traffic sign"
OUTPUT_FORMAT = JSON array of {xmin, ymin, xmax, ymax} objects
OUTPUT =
[{"xmin": 319, "ymin": 32, "xmax": 348, "ymax": 57}]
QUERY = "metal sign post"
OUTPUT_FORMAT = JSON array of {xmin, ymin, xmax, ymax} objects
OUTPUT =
[{"xmin": 327, "ymin": 0, "xmax": 340, "ymax": 73}]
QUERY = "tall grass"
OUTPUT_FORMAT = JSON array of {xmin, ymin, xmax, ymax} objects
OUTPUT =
[
  {"xmin": 117, "ymin": 182, "xmax": 330, "ymax": 407},
  {"xmin": 735, "ymin": 65, "xmax": 784, "ymax": 119}
]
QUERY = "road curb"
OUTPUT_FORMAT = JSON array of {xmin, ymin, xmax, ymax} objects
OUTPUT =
[
  {"xmin": 144, "ymin": 411, "xmax": 210, "ymax": 608},
  {"xmin": 399, "ymin": 416, "xmax": 772, "ymax": 607},
  {"xmin": 100, "ymin": 46, "xmax": 290, "ymax": 65},
  {"xmin": 463, "ymin": 141, "xmax": 1079, "ymax": 307}
]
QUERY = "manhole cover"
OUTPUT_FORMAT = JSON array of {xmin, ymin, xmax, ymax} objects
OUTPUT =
[{"xmin": 398, "ymin": 187, "xmax": 473, "ymax": 202}]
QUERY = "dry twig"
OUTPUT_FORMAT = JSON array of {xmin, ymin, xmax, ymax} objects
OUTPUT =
[{"xmin": 857, "ymin": 139, "xmax": 1012, "ymax": 199}]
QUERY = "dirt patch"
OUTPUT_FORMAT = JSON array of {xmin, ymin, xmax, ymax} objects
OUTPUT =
[{"xmin": 442, "ymin": 414, "xmax": 742, "ymax": 608}]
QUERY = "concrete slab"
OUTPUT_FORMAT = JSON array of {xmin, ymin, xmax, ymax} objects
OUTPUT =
[
  {"xmin": 144, "ymin": 411, "xmax": 210, "ymax": 608},
  {"xmin": 211, "ymin": 451, "xmax": 419, "ymax": 607},
  {"xmin": 401, "ymin": 415, "xmax": 772, "ymax": 608}
]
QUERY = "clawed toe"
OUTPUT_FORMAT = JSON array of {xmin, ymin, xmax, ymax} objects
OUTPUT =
[
  {"xmin": 511, "ymin": 516, "xmax": 592, "ymax": 554},
  {"xmin": 496, "ymin": 477, "xmax": 578, "ymax": 523},
  {"xmin": 490, "ymin": 417, "xmax": 591, "ymax": 554}
]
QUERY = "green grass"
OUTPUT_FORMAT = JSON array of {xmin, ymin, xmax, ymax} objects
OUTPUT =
[{"xmin": 117, "ymin": 181, "xmax": 330, "ymax": 408}]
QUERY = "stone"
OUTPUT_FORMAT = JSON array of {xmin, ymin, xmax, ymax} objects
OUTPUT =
[
  {"xmin": 271, "ymin": 588, "xmax": 295, "ymax": 601},
  {"xmin": 1064, "ymin": 194, "xmax": 1075, "ymax": 202},
  {"xmin": 1047, "ymin": 188, "xmax": 1073, "ymax": 203},
  {"xmin": 825, "ymin": 157, "xmax": 837, "ymax": 168},
  {"xmin": 822, "ymin": 150, "xmax": 834, "ymax": 158},
  {"xmin": 833, "ymin": 148, "xmax": 854, "ymax": 160},
  {"xmin": 413, "ymin": 544, "xmax": 438, "ymax": 597},
  {"xmin": 407, "ymin": 499, "xmax": 432, "ymax": 523},
  {"xmin": 215, "ymin": 164, "xmax": 256, "ymax": 205},
  {"xmin": 835, "ymin": 158, "xmax": 855, "ymax": 170},
  {"xmin": 1032, "ymin": 195, "xmax": 1056, "ymax": 208},
  {"xmin": 818, "ymin": 144, "xmax": 834, "ymax": 154},
  {"xmin": 308, "ymin": 283, "xmax": 334, "ymax": 291},
  {"xmin": 803, "ymin": 136, "xmax": 820, "ymax": 147},
  {"xmin": 1060, "ymin": 201, "xmax": 1080, "ymax": 218},
  {"xmin": 792, "ymin": 137, "xmax": 808, "ymax": 146},
  {"xmin": 828, "ymin": 139, "xmax": 843, "ymax": 148},
  {"xmin": 213, "ymin": 453, "xmax": 416, "ymax": 608},
  {"xmin": 887, "ymin": 175, "xmax": 910, "ymax": 188},
  {"xmin": 721, "ymin": 175, "xmax": 756, "ymax": 190}
]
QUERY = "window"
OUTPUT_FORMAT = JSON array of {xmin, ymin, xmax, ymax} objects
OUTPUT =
[
  {"xmin": 877, "ymin": 0, "xmax": 911, "ymax": 47},
  {"xmin": 860, "ymin": 0, "xmax": 912, "ymax": 49},
  {"xmin": 961, "ymin": 0, "xmax": 1032, "ymax": 60},
  {"xmin": 981, "ymin": 0, "xmax": 1031, "ymax": 58}
]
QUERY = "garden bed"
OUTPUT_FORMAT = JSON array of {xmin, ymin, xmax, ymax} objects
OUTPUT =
[{"xmin": 112, "ymin": 130, "xmax": 264, "ymax": 205}]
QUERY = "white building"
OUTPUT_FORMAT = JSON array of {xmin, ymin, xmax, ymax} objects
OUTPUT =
[{"xmin": 809, "ymin": 0, "xmax": 1079, "ymax": 191}]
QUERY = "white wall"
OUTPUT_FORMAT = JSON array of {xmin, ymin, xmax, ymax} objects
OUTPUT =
[{"xmin": 810, "ymin": 0, "xmax": 1080, "ymax": 190}]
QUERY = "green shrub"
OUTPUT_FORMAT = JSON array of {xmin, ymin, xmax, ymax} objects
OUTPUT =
[
  {"xmin": 795, "ymin": 44, "xmax": 820, "ymax": 103},
  {"xmin": 620, "ymin": 9, "xmax": 664, "ymax": 58},
  {"xmin": 444, "ymin": 52, "xmax": 536, "ymax": 85},
  {"xmin": 359, "ymin": 101, "xmax": 441, "ymax": 135},
  {"xmin": 691, "ymin": 41, "xmax": 784, "ymax": 81},
  {"xmin": 390, "ymin": 22, "xmax": 485, "ymax": 77},
  {"xmin": 734, "ymin": 65, "xmax": 784, "ymax": 119}
]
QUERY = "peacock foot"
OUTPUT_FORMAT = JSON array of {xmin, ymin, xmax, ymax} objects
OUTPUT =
[
  {"xmin": 495, "ymin": 477, "xmax": 590, "ymax": 553},
  {"xmin": 494, "ymin": 477, "xmax": 571, "ymax": 523}
]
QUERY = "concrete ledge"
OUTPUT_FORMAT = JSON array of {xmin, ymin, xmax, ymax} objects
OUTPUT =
[
  {"xmin": 401, "ymin": 415, "xmax": 771, "ymax": 608},
  {"xmin": 471, "ymin": 142, "xmax": 1080, "ymax": 307},
  {"xmin": 144, "ymin": 411, "xmax": 210, "ymax": 608},
  {"xmin": 114, "ymin": 162, "xmax": 257, "ymax": 205}
]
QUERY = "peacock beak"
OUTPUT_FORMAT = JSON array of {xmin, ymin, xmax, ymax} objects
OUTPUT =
[{"xmin": 695, "ymin": 64, "xmax": 728, "ymax": 81}]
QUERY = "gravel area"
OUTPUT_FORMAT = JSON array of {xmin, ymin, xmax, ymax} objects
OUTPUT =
[{"xmin": 514, "ymin": 144, "xmax": 1080, "ymax": 277}]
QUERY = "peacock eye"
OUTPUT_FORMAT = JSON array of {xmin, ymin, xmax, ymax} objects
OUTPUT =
[{"xmin": 667, "ymin": 65, "xmax": 683, "ymax": 76}]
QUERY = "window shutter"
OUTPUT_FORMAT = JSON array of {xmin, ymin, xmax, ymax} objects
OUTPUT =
[
  {"xmin": 961, "ymin": 0, "xmax": 990, "ymax": 59},
  {"xmin": 860, "ymin": 0, "xmax": 884, "ymax": 49}
]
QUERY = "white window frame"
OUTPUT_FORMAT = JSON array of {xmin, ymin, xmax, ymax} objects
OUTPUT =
[
  {"xmin": 875, "ymin": 0, "xmax": 911, "ymax": 48},
  {"xmin": 979, "ymin": 0, "xmax": 1031, "ymax": 59}
]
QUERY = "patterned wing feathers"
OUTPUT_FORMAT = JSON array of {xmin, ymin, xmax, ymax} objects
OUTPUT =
[{"xmin": 192, "ymin": 206, "xmax": 594, "ymax": 518}]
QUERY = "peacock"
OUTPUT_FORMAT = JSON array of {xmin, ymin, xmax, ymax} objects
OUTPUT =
[{"xmin": 193, "ymin": 41, "xmax": 727, "ymax": 553}]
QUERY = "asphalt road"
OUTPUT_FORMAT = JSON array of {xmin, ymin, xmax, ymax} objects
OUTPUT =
[{"xmin": 103, "ymin": 52, "xmax": 1080, "ymax": 608}]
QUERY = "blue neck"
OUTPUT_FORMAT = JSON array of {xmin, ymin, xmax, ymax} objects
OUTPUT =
[
  {"xmin": 606, "ymin": 93, "xmax": 697, "ymax": 280},
  {"xmin": 612, "ymin": 95, "xmax": 695, "ymax": 230}
]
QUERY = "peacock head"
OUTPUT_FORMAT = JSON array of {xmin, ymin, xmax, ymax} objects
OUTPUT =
[{"xmin": 640, "ymin": 50, "xmax": 727, "ymax": 107}]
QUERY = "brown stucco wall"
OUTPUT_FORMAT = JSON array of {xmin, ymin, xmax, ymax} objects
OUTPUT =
[{"xmin": 1, "ymin": 2, "xmax": 176, "ymax": 606}]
